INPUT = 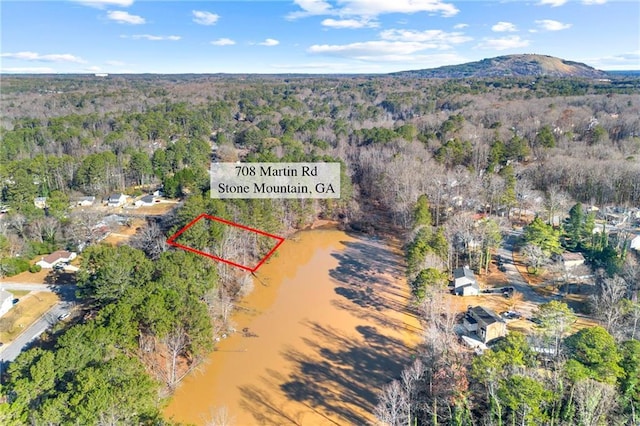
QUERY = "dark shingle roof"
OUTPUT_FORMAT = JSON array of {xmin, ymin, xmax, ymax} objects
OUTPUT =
[{"xmin": 469, "ymin": 306, "xmax": 504, "ymax": 325}]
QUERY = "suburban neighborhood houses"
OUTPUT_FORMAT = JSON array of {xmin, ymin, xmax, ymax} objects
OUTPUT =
[
  {"xmin": 35, "ymin": 250, "xmax": 77, "ymax": 269},
  {"xmin": 0, "ymin": 34, "xmax": 639, "ymax": 422}
]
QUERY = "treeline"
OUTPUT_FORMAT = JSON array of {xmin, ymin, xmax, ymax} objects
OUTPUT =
[
  {"xmin": 376, "ymin": 295, "xmax": 639, "ymax": 425},
  {"xmin": 0, "ymin": 245, "xmax": 218, "ymax": 424}
]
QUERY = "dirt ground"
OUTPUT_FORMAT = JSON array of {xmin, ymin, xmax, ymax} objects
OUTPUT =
[
  {"xmin": 75, "ymin": 199, "xmax": 180, "ymax": 216},
  {"xmin": 1, "ymin": 269, "xmax": 51, "ymax": 284},
  {"xmin": 0, "ymin": 292, "xmax": 60, "ymax": 342},
  {"xmin": 512, "ymin": 250, "xmax": 550, "ymax": 285},
  {"xmin": 102, "ymin": 217, "xmax": 146, "ymax": 246},
  {"xmin": 127, "ymin": 200, "xmax": 180, "ymax": 216}
]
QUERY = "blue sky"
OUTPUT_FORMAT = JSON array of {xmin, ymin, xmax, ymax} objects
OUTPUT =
[{"xmin": 1, "ymin": 0, "xmax": 639, "ymax": 74}]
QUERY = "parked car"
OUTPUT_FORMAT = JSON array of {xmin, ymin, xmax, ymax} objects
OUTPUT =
[{"xmin": 58, "ymin": 313, "xmax": 70, "ymax": 321}]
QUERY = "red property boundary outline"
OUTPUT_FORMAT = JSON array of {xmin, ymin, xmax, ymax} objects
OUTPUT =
[{"xmin": 166, "ymin": 213, "xmax": 285, "ymax": 272}]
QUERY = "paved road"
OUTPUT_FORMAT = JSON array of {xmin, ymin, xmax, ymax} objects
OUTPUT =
[
  {"xmin": 0, "ymin": 283, "xmax": 77, "ymax": 365},
  {"xmin": 0, "ymin": 301, "xmax": 74, "ymax": 364},
  {"xmin": 496, "ymin": 230, "xmax": 548, "ymax": 309}
]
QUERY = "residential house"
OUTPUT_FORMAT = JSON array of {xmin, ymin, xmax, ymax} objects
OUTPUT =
[
  {"xmin": 453, "ymin": 266, "xmax": 480, "ymax": 296},
  {"xmin": 463, "ymin": 306, "xmax": 507, "ymax": 343},
  {"xmin": 134, "ymin": 195, "xmax": 156, "ymax": 207},
  {"xmin": 77, "ymin": 196, "xmax": 96, "ymax": 207},
  {"xmin": 107, "ymin": 193, "xmax": 127, "ymax": 207},
  {"xmin": 36, "ymin": 250, "xmax": 77, "ymax": 269},
  {"xmin": 561, "ymin": 252, "xmax": 585, "ymax": 269},
  {"xmin": 630, "ymin": 234, "xmax": 640, "ymax": 252},
  {"xmin": 34, "ymin": 197, "xmax": 47, "ymax": 209},
  {"xmin": 0, "ymin": 290, "xmax": 14, "ymax": 317}
]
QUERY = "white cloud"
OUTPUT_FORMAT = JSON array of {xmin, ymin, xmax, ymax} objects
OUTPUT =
[
  {"xmin": 0, "ymin": 67, "xmax": 56, "ymax": 73},
  {"xmin": 107, "ymin": 10, "xmax": 145, "ymax": 24},
  {"xmin": 287, "ymin": 0, "xmax": 333, "ymax": 19},
  {"xmin": 379, "ymin": 29, "xmax": 472, "ymax": 46},
  {"xmin": 270, "ymin": 53, "xmax": 466, "ymax": 72},
  {"xmin": 192, "ymin": 10, "xmax": 219, "ymax": 25},
  {"xmin": 538, "ymin": 0, "xmax": 567, "ymax": 6},
  {"xmin": 259, "ymin": 38, "xmax": 280, "ymax": 46},
  {"xmin": 123, "ymin": 34, "xmax": 181, "ymax": 41},
  {"xmin": 309, "ymin": 40, "xmax": 450, "ymax": 61},
  {"xmin": 338, "ymin": 0, "xmax": 459, "ymax": 18},
  {"xmin": 72, "ymin": 0, "xmax": 134, "ymax": 8},
  {"xmin": 535, "ymin": 19, "xmax": 572, "ymax": 31},
  {"xmin": 453, "ymin": 23, "xmax": 468, "ymax": 29},
  {"xmin": 85, "ymin": 65, "xmax": 102, "ymax": 72},
  {"xmin": 288, "ymin": 0, "xmax": 459, "ymax": 19},
  {"xmin": 581, "ymin": 51, "xmax": 640, "ymax": 70},
  {"xmin": 492, "ymin": 21, "xmax": 518, "ymax": 32},
  {"xmin": 211, "ymin": 38, "xmax": 236, "ymax": 46},
  {"xmin": 477, "ymin": 35, "xmax": 529, "ymax": 50},
  {"xmin": 309, "ymin": 40, "xmax": 467, "ymax": 63},
  {"xmin": 583, "ymin": 0, "xmax": 607, "ymax": 4},
  {"xmin": 1, "ymin": 51, "xmax": 86, "ymax": 63},
  {"xmin": 321, "ymin": 18, "xmax": 378, "ymax": 29}
]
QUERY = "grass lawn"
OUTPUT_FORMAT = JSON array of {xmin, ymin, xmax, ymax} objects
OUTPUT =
[{"xmin": 0, "ymin": 292, "xmax": 60, "ymax": 343}]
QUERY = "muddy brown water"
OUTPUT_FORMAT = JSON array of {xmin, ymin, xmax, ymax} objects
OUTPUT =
[{"xmin": 164, "ymin": 229, "xmax": 421, "ymax": 425}]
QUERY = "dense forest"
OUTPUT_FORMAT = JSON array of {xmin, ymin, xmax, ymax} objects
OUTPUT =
[{"xmin": 0, "ymin": 73, "xmax": 639, "ymax": 425}]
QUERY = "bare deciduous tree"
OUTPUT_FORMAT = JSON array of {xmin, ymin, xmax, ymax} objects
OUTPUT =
[
  {"xmin": 574, "ymin": 379, "xmax": 617, "ymax": 426},
  {"xmin": 590, "ymin": 275, "xmax": 627, "ymax": 336}
]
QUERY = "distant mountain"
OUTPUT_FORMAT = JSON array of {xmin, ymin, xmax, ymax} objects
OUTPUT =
[{"xmin": 392, "ymin": 54, "xmax": 608, "ymax": 78}]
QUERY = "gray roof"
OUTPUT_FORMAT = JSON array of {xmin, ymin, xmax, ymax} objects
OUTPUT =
[
  {"xmin": 108, "ymin": 193, "xmax": 124, "ymax": 201},
  {"xmin": 468, "ymin": 306, "xmax": 504, "ymax": 325},
  {"xmin": 453, "ymin": 266, "xmax": 476, "ymax": 281},
  {"xmin": 140, "ymin": 195, "xmax": 154, "ymax": 203}
]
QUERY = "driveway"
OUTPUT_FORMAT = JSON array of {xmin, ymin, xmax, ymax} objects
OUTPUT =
[{"xmin": 495, "ymin": 230, "xmax": 549, "ymax": 315}]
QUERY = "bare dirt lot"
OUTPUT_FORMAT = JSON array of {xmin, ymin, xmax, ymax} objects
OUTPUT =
[{"xmin": 103, "ymin": 217, "xmax": 146, "ymax": 246}]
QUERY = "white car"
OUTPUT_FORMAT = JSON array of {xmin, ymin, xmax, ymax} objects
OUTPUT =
[{"xmin": 58, "ymin": 313, "xmax": 70, "ymax": 321}]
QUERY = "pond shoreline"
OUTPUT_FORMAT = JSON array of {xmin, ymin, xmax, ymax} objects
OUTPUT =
[{"xmin": 164, "ymin": 228, "xmax": 420, "ymax": 425}]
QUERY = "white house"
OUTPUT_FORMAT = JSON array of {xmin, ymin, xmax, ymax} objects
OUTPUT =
[
  {"xmin": 107, "ymin": 193, "xmax": 127, "ymax": 207},
  {"xmin": 630, "ymin": 234, "xmax": 640, "ymax": 252},
  {"xmin": 134, "ymin": 195, "xmax": 156, "ymax": 207},
  {"xmin": 453, "ymin": 266, "xmax": 480, "ymax": 296},
  {"xmin": 0, "ymin": 290, "xmax": 15, "ymax": 318},
  {"xmin": 36, "ymin": 250, "xmax": 77, "ymax": 269},
  {"xmin": 77, "ymin": 196, "xmax": 96, "ymax": 207}
]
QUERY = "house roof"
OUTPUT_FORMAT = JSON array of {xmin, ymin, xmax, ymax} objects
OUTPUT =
[
  {"xmin": 78, "ymin": 196, "xmax": 95, "ymax": 202},
  {"xmin": 108, "ymin": 193, "xmax": 125, "ymax": 201},
  {"xmin": 41, "ymin": 250, "xmax": 74, "ymax": 265},
  {"xmin": 468, "ymin": 306, "xmax": 504, "ymax": 325},
  {"xmin": 34, "ymin": 197, "xmax": 47, "ymax": 202},
  {"xmin": 140, "ymin": 195, "xmax": 154, "ymax": 203},
  {"xmin": 453, "ymin": 267, "xmax": 476, "ymax": 281}
]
